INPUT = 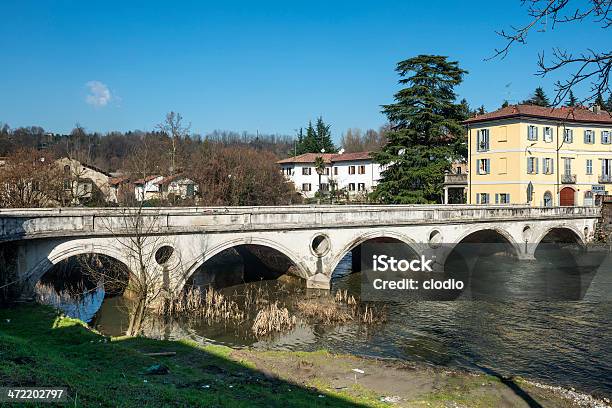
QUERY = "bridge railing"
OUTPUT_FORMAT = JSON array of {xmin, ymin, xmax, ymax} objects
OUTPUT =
[{"xmin": 0, "ymin": 205, "xmax": 601, "ymax": 242}]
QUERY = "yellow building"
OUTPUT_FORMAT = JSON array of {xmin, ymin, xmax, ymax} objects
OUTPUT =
[{"xmin": 464, "ymin": 104, "xmax": 612, "ymax": 206}]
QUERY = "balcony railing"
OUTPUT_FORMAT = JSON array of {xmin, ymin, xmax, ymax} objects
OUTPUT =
[
  {"xmin": 444, "ymin": 173, "xmax": 467, "ymax": 185},
  {"xmin": 599, "ymin": 175, "xmax": 612, "ymax": 184},
  {"xmin": 561, "ymin": 174, "xmax": 577, "ymax": 184}
]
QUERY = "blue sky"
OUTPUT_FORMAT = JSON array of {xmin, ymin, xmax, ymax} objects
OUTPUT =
[{"xmin": 0, "ymin": 1, "xmax": 606, "ymax": 141}]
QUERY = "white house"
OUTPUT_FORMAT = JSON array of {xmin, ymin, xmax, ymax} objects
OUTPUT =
[
  {"xmin": 277, "ymin": 152, "xmax": 383, "ymax": 198},
  {"xmin": 154, "ymin": 175, "xmax": 198, "ymax": 201},
  {"xmin": 133, "ymin": 175, "xmax": 164, "ymax": 201}
]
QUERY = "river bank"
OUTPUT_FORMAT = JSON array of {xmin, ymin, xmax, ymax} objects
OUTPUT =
[{"xmin": 0, "ymin": 304, "xmax": 609, "ymax": 407}]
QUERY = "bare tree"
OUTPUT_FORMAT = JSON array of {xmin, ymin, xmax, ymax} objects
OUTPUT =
[
  {"xmin": 80, "ymin": 144, "xmax": 186, "ymax": 335},
  {"xmin": 157, "ymin": 112, "xmax": 191, "ymax": 175},
  {"xmin": 0, "ymin": 149, "xmax": 64, "ymax": 208},
  {"xmin": 491, "ymin": 0, "xmax": 611, "ymax": 106}
]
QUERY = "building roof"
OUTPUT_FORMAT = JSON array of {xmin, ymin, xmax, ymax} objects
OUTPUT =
[
  {"xmin": 109, "ymin": 176, "xmax": 130, "ymax": 186},
  {"xmin": 463, "ymin": 104, "xmax": 612, "ymax": 125},
  {"xmin": 277, "ymin": 151, "xmax": 373, "ymax": 164},
  {"xmin": 154, "ymin": 175, "xmax": 195, "ymax": 185},
  {"xmin": 133, "ymin": 175, "xmax": 162, "ymax": 185}
]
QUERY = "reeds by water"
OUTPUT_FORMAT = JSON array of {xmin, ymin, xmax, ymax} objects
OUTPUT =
[
  {"xmin": 251, "ymin": 301, "xmax": 296, "ymax": 336},
  {"xmin": 157, "ymin": 287, "xmax": 245, "ymax": 323}
]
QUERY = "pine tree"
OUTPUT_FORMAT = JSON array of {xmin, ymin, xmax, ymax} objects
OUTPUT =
[
  {"xmin": 501, "ymin": 100, "xmax": 509, "ymax": 108},
  {"xmin": 605, "ymin": 94, "xmax": 612, "ymax": 112},
  {"xmin": 595, "ymin": 93, "xmax": 605, "ymax": 108},
  {"xmin": 565, "ymin": 90, "xmax": 578, "ymax": 107},
  {"xmin": 523, "ymin": 86, "xmax": 550, "ymax": 107},
  {"xmin": 294, "ymin": 117, "xmax": 337, "ymax": 154},
  {"xmin": 372, "ymin": 55, "xmax": 468, "ymax": 204}
]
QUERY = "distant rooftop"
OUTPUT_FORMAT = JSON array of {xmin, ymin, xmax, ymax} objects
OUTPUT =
[
  {"xmin": 463, "ymin": 104, "xmax": 612, "ymax": 125},
  {"xmin": 277, "ymin": 151, "xmax": 372, "ymax": 164}
]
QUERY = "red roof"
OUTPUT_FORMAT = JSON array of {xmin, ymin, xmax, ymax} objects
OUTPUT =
[
  {"xmin": 109, "ymin": 176, "xmax": 129, "ymax": 186},
  {"xmin": 277, "ymin": 151, "xmax": 372, "ymax": 164},
  {"xmin": 463, "ymin": 104, "xmax": 612, "ymax": 125}
]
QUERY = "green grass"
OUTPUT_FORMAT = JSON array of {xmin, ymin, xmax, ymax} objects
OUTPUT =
[{"xmin": 0, "ymin": 305, "xmax": 369, "ymax": 407}]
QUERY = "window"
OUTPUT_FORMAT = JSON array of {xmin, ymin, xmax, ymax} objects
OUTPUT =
[
  {"xmin": 498, "ymin": 157, "xmax": 507, "ymax": 174},
  {"xmin": 563, "ymin": 129, "xmax": 573, "ymax": 143},
  {"xmin": 563, "ymin": 158, "xmax": 572, "ymax": 175},
  {"xmin": 320, "ymin": 183, "xmax": 329, "ymax": 191},
  {"xmin": 543, "ymin": 127, "xmax": 553, "ymax": 143},
  {"xmin": 602, "ymin": 130, "xmax": 611, "ymax": 144},
  {"xmin": 543, "ymin": 191, "xmax": 553, "ymax": 207},
  {"xmin": 477, "ymin": 129, "xmax": 490, "ymax": 151},
  {"xmin": 358, "ymin": 165, "xmax": 366, "ymax": 174},
  {"xmin": 63, "ymin": 179, "xmax": 71, "ymax": 190},
  {"xmin": 527, "ymin": 157, "xmax": 539, "ymax": 174},
  {"xmin": 495, "ymin": 193, "xmax": 510, "ymax": 204},
  {"xmin": 543, "ymin": 158, "xmax": 554, "ymax": 174},
  {"xmin": 302, "ymin": 183, "xmax": 311, "ymax": 191},
  {"xmin": 498, "ymin": 126, "xmax": 507, "ymax": 142},
  {"xmin": 476, "ymin": 193, "xmax": 489, "ymax": 204},
  {"xmin": 31, "ymin": 181, "xmax": 40, "ymax": 192},
  {"xmin": 477, "ymin": 159, "xmax": 490, "ymax": 174},
  {"xmin": 186, "ymin": 184, "xmax": 195, "ymax": 197},
  {"xmin": 334, "ymin": 167, "xmax": 338, "ymax": 175},
  {"xmin": 584, "ymin": 191, "xmax": 594, "ymax": 206},
  {"xmin": 584, "ymin": 129, "xmax": 595, "ymax": 144},
  {"xmin": 324, "ymin": 167, "xmax": 330, "ymax": 175},
  {"xmin": 302, "ymin": 167, "xmax": 311, "ymax": 175},
  {"xmin": 527, "ymin": 125, "xmax": 538, "ymax": 141},
  {"xmin": 586, "ymin": 159, "xmax": 593, "ymax": 175},
  {"xmin": 348, "ymin": 183, "xmax": 356, "ymax": 191},
  {"xmin": 63, "ymin": 164, "xmax": 71, "ymax": 175},
  {"xmin": 348, "ymin": 166, "xmax": 355, "ymax": 175},
  {"xmin": 602, "ymin": 159, "xmax": 612, "ymax": 180},
  {"xmin": 357, "ymin": 183, "xmax": 366, "ymax": 191}
]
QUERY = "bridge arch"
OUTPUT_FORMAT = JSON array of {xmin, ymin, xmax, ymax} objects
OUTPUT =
[
  {"xmin": 451, "ymin": 226, "xmax": 521, "ymax": 256},
  {"xmin": 328, "ymin": 230, "xmax": 418, "ymax": 275},
  {"xmin": 180, "ymin": 236, "xmax": 310, "ymax": 292},
  {"xmin": 25, "ymin": 241, "xmax": 133, "ymax": 295},
  {"xmin": 533, "ymin": 225, "xmax": 586, "ymax": 248}
]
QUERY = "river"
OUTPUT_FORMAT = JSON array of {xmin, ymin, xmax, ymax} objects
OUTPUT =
[{"xmin": 37, "ymin": 248, "xmax": 612, "ymax": 399}]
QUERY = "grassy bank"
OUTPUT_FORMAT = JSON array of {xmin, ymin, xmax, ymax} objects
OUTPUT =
[{"xmin": 0, "ymin": 305, "xmax": 606, "ymax": 407}]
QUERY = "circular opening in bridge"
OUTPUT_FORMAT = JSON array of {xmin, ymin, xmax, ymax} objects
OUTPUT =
[
  {"xmin": 428, "ymin": 230, "xmax": 442, "ymax": 248},
  {"xmin": 311, "ymin": 234, "xmax": 331, "ymax": 257},
  {"xmin": 155, "ymin": 246, "xmax": 174, "ymax": 265}
]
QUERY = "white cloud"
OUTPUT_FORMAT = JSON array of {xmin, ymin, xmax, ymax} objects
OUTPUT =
[{"xmin": 85, "ymin": 80, "xmax": 112, "ymax": 107}]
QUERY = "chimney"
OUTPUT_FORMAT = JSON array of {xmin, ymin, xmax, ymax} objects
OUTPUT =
[{"xmin": 592, "ymin": 104, "xmax": 601, "ymax": 114}]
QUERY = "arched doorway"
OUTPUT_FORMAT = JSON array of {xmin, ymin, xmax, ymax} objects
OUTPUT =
[
  {"xmin": 543, "ymin": 191, "xmax": 553, "ymax": 207},
  {"xmin": 560, "ymin": 187, "xmax": 575, "ymax": 206}
]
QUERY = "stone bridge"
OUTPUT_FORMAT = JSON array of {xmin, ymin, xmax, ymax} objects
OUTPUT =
[{"xmin": 0, "ymin": 205, "xmax": 600, "ymax": 296}]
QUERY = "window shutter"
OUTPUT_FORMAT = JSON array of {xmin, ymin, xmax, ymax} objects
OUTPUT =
[
  {"xmin": 476, "ymin": 194, "xmax": 480, "ymax": 204},
  {"xmin": 495, "ymin": 193, "xmax": 499, "ymax": 204},
  {"xmin": 585, "ymin": 130, "xmax": 589, "ymax": 143},
  {"xmin": 551, "ymin": 159, "xmax": 554, "ymax": 174},
  {"xmin": 507, "ymin": 193, "xmax": 511, "ymax": 203},
  {"xmin": 535, "ymin": 127, "xmax": 538, "ymax": 140},
  {"xmin": 535, "ymin": 158, "xmax": 539, "ymax": 174},
  {"xmin": 527, "ymin": 158, "xmax": 532, "ymax": 173}
]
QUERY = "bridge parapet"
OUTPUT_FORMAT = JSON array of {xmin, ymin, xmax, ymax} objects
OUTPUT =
[{"xmin": 0, "ymin": 205, "xmax": 601, "ymax": 243}]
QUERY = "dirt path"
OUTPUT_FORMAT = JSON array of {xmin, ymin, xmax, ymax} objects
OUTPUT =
[{"xmin": 232, "ymin": 349, "xmax": 610, "ymax": 408}]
